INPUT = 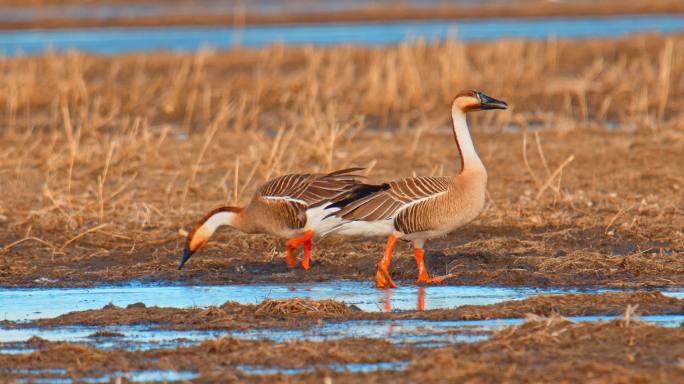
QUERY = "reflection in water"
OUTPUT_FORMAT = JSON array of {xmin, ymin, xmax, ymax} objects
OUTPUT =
[
  {"xmin": 380, "ymin": 286, "xmax": 427, "ymax": 312},
  {"xmin": 381, "ymin": 289, "xmax": 391, "ymax": 312},
  {"xmin": 418, "ymin": 287, "xmax": 426, "ymax": 311}
]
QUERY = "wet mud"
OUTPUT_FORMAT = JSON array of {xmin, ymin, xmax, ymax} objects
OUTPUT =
[
  {"xmin": 405, "ymin": 316, "xmax": 684, "ymax": 384},
  {"xmin": 2, "ymin": 313, "xmax": 684, "ymax": 383},
  {"xmin": 0, "ymin": 336, "xmax": 419, "ymax": 383},
  {"xmin": 2, "ymin": 298, "xmax": 361, "ymax": 330},
  {"xmin": 397, "ymin": 291, "xmax": 684, "ymax": 320}
]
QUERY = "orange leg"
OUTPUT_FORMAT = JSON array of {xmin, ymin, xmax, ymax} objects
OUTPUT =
[
  {"xmin": 301, "ymin": 232, "xmax": 313, "ymax": 270},
  {"xmin": 376, "ymin": 235, "xmax": 398, "ymax": 288},
  {"xmin": 285, "ymin": 230, "xmax": 314, "ymax": 269},
  {"xmin": 415, "ymin": 247, "xmax": 453, "ymax": 283}
]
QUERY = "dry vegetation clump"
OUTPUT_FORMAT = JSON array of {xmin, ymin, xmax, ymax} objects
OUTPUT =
[
  {"xmin": 87, "ymin": 330, "xmax": 124, "ymax": 338},
  {"xmin": 397, "ymin": 291, "xmax": 684, "ymax": 320},
  {"xmin": 0, "ymin": 33, "xmax": 683, "ymax": 286},
  {"xmin": 254, "ymin": 298, "xmax": 356, "ymax": 318}
]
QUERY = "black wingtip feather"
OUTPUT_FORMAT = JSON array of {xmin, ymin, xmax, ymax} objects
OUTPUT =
[{"xmin": 324, "ymin": 183, "xmax": 389, "ymax": 214}]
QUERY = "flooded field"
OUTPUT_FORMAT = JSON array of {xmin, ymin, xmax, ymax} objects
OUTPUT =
[{"xmin": 4, "ymin": 15, "xmax": 684, "ymax": 55}]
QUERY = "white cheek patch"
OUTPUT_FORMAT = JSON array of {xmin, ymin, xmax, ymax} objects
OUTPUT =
[
  {"xmin": 191, "ymin": 211, "xmax": 236, "ymax": 250},
  {"xmin": 204, "ymin": 212, "xmax": 236, "ymax": 232}
]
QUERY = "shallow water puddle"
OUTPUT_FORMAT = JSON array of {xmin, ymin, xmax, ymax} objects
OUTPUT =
[
  {"xmin": 0, "ymin": 319, "xmax": 494, "ymax": 349},
  {"xmin": 1, "ymin": 368, "xmax": 68, "ymax": 384},
  {"xmin": 237, "ymin": 361, "xmax": 410, "ymax": 375},
  {"xmin": 0, "ymin": 346, "xmax": 37, "ymax": 354},
  {"xmin": 82, "ymin": 370, "xmax": 198, "ymax": 383},
  {"xmin": 4, "ymin": 369, "xmax": 198, "ymax": 383},
  {"xmin": 1, "ymin": 368, "xmax": 67, "ymax": 375},
  {"xmin": 2, "ymin": 315, "xmax": 683, "ymax": 353},
  {"xmin": 229, "ymin": 315, "xmax": 684, "ymax": 344},
  {"xmin": 0, "ymin": 324, "xmax": 223, "ymax": 348},
  {"xmin": 0, "ymin": 281, "xmax": 652, "ymax": 321}
]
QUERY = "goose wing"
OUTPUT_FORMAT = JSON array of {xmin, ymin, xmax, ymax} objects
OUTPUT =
[
  {"xmin": 335, "ymin": 176, "xmax": 450, "ymax": 222},
  {"xmin": 256, "ymin": 167, "xmax": 366, "ymax": 207}
]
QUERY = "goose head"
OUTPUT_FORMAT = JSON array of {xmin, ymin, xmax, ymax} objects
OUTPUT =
[
  {"xmin": 453, "ymin": 90, "xmax": 508, "ymax": 113},
  {"xmin": 178, "ymin": 206, "xmax": 242, "ymax": 270}
]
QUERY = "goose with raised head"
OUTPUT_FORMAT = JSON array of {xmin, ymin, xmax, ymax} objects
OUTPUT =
[
  {"xmin": 329, "ymin": 91, "xmax": 508, "ymax": 288},
  {"xmin": 178, "ymin": 168, "xmax": 379, "ymax": 271}
]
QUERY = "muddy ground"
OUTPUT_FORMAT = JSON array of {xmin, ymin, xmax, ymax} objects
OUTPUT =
[
  {"xmin": 5, "ymin": 321, "xmax": 684, "ymax": 383},
  {"xmin": 2, "ymin": 128, "xmax": 684, "ymax": 288},
  {"xmin": 1, "ymin": 295, "xmax": 684, "ymax": 383},
  {"xmin": 2, "ymin": 128, "xmax": 683, "ymax": 288}
]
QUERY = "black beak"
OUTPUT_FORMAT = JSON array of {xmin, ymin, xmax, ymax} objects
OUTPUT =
[
  {"xmin": 178, "ymin": 247, "xmax": 193, "ymax": 270},
  {"xmin": 479, "ymin": 92, "xmax": 508, "ymax": 110}
]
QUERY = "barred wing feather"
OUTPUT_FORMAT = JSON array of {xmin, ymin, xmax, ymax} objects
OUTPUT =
[{"xmin": 336, "ymin": 176, "xmax": 449, "ymax": 222}]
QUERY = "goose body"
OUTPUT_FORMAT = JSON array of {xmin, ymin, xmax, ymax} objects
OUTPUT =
[
  {"xmin": 179, "ymin": 168, "xmax": 375, "ymax": 270},
  {"xmin": 330, "ymin": 90, "xmax": 507, "ymax": 288},
  {"xmin": 332, "ymin": 174, "xmax": 486, "ymax": 240}
]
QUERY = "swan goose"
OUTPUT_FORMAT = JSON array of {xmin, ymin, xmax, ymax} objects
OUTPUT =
[
  {"xmin": 329, "ymin": 91, "xmax": 508, "ymax": 288},
  {"xmin": 179, "ymin": 168, "xmax": 376, "ymax": 270}
]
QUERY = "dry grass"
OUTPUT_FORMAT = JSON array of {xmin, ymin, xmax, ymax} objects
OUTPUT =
[
  {"xmin": 0, "ymin": 33, "xmax": 683, "ymax": 286},
  {"xmin": 254, "ymin": 298, "xmax": 354, "ymax": 317}
]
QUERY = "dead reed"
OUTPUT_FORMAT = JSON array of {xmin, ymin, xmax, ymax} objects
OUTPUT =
[
  {"xmin": 254, "ymin": 298, "xmax": 353, "ymax": 317},
  {"xmin": 0, "ymin": 33, "xmax": 682, "ymax": 285}
]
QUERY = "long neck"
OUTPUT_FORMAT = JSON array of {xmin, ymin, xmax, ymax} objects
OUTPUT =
[
  {"xmin": 451, "ymin": 108, "xmax": 485, "ymax": 174},
  {"xmin": 203, "ymin": 210, "xmax": 239, "ymax": 233}
]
